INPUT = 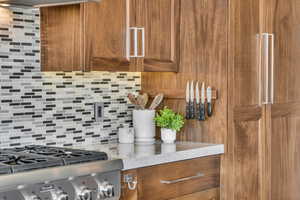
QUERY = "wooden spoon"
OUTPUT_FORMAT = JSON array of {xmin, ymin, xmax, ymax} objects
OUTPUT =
[
  {"xmin": 137, "ymin": 93, "xmax": 149, "ymax": 109},
  {"xmin": 128, "ymin": 93, "xmax": 139, "ymax": 106},
  {"xmin": 149, "ymin": 93, "xmax": 164, "ymax": 110}
]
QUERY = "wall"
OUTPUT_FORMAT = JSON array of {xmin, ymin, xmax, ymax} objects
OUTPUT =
[
  {"xmin": 0, "ymin": 7, "xmax": 141, "ymax": 148},
  {"xmin": 142, "ymin": 0, "xmax": 227, "ymax": 144}
]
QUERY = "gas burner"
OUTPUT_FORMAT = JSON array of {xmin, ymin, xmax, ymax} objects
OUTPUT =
[
  {"xmin": 0, "ymin": 151, "xmax": 63, "ymax": 173},
  {"xmin": 6, "ymin": 145, "xmax": 108, "ymax": 165},
  {"xmin": 0, "ymin": 152, "xmax": 12, "ymax": 175}
]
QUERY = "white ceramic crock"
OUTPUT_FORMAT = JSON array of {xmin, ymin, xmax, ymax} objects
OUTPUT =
[{"xmin": 133, "ymin": 110, "xmax": 156, "ymax": 144}]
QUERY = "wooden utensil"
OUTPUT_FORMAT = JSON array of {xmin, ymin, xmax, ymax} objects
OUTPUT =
[
  {"xmin": 137, "ymin": 93, "xmax": 149, "ymax": 109},
  {"xmin": 128, "ymin": 93, "xmax": 139, "ymax": 106},
  {"xmin": 149, "ymin": 93, "xmax": 164, "ymax": 110}
]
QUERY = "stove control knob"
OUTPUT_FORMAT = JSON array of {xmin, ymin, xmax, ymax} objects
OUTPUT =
[
  {"xmin": 78, "ymin": 188, "xmax": 92, "ymax": 200},
  {"xmin": 29, "ymin": 195, "xmax": 41, "ymax": 200},
  {"xmin": 50, "ymin": 189, "xmax": 68, "ymax": 200},
  {"xmin": 98, "ymin": 181, "xmax": 114, "ymax": 199},
  {"xmin": 20, "ymin": 191, "xmax": 41, "ymax": 200},
  {"xmin": 57, "ymin": 192, "xmax": 68, "ymax": 200}
]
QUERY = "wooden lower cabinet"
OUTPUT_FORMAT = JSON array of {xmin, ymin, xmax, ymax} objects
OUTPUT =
[{"xmin": 121, "ymin": 156, "xmax": 221, "ymax": 200}]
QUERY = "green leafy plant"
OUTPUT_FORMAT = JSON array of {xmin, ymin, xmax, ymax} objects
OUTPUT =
[{"xmin": 154, "ymin": 107, "xmax": 184, "ymax": 132}]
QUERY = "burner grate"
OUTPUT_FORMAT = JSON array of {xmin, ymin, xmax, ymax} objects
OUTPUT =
[
  {"xmin": 0, "ymin": 151, "xmax": 64, "ymax": 173},
  {"xmin": 5, "ymin": 145, "xmax": 108, "ymax": 165}
]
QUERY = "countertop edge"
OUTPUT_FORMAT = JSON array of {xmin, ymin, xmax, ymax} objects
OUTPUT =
[{"xmin": 122, "ymin": 144, "xmax": 224, "ymax": 171}]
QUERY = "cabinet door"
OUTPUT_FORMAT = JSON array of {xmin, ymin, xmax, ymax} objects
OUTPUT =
[
  {"xmin": 83, "ymin": 0, "xmax": 135, "ymax": 72},
  {"xmin": 228, "ymin": 0, "xmax": 266, "ymax": 199},
  {"xmin": 136, "ymin": 0, "xmax": 180, "ymax": 72},
  {"xmin": 266, "ymin": 0, "xmax": 300, "ymax": 199},
  {"xmin": 41, "ymin": 5, "xmax": 83, "ymax": 71}
]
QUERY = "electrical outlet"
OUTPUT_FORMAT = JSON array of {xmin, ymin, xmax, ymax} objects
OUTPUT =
[{"xmin": 94, "ymin": 102, "xmax": 104, "ymax": 122}]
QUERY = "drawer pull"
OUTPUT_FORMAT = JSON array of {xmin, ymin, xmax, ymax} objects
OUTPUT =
[{"xmin": 160, "ymin": 173, "xmax": 205, "ymax": 185}]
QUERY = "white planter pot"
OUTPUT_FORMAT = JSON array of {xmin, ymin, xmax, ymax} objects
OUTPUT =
[
  {"xmin": 133, "ymin": 110, "xmax": 156, "ymax": 144},
  {"xmin": 161, "ymin": 128, "xmax": 177, "ymax": 144}
]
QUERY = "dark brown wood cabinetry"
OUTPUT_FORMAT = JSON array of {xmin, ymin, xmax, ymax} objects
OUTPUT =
[
  {"xmin": 228, "ymin": 0, "xmax": 300, "ymax": 199},
  {"xmin": 227, "ymin": 0, "xmax": 265, "ymax": 199},
  {"xmin": 41, "ymin": 5, "xmax": 83, "ymax": 71},
  {"xmin": 267, "ymin": 0, "xmax": 300, "ymax": 199},
  {"xmin": 83, "ymin": 0, "xmax": 134, "ymax": 71},
  {"xmin": 41, "ymin": 0, "xmax": 180, "ymax": 72},
  {"xmin": 136, "ymin": 0, "xmax": 180, "ymax": 72},
  {"xmin": 121, "ymin": 156, "xmax": 221, "ymax": 200}
]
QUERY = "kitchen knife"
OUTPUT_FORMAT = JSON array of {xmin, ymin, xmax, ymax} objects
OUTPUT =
[
  {"xmin": 190, "ymin": 81, "xmax": 195, "ymax": 119},
  {"xmin": 196, "ymin": 82, "xmax": 200, "ymax": 105},
  {"xmin": 199, "ymin": 82, "xmax": 206, "ymax": 121},
  {"xmin": 207, "ymin": 86, "xmax": 213, "ymax": 117},
  {"xmin": 195, "ymin": 82, "xmax": 200, "ymax": 118},
  {"xmin": 186, "ymin": 81, "xmax": 190, "ymax": 119}
]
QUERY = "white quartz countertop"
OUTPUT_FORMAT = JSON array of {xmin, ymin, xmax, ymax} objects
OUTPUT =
[{"xmin": 73, "ymin": 142, "xmax": 224, "ymax": 170}]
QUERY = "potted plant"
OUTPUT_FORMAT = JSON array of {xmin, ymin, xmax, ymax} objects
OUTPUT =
[{"xmin": 154, "ymin": 107, "xmax": 185, "ymax": 143}]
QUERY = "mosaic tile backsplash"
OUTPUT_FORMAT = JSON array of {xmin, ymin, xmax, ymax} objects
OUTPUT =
[{"xmin": 0, "ymin": 7, "xmax": 141, "ymax": 147}]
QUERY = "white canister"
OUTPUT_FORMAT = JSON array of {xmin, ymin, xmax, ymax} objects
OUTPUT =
[
  {"xmin": 133, "ymin": 110, "xmax": 156, "ymax": 144},
  {"xmin": 118, "ymin": 127, "xmax": 135, "ymax": 144},
  {"xmin": 161, "ymin": 128, "xmax": 177, "ymax": 143}
]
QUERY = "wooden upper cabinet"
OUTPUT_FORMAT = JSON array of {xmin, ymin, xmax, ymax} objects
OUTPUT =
[
  {"xmin": 83, "ymin": 0, "xmax": 135, "ymax": 72},
  {"xmin": 136, "ymin": 0, "xmax": 181, "ymax": 72},
  {"xmin": 41, "ymin": 5, "xmax": 83, "ymax": 71},
  {"xmin": 40, "ymin": 0, "xmax": 180, "ymax": 72}
]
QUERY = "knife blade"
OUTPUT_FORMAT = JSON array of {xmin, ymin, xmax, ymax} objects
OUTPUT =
[
  {"xmin": 207, "ymin": 86, "xmax": 213, "ymax": 117},
  {"xmin": 186, "ymin": 81, "xmax": 190, "ymax": 103},
  {"xmin": 190, "ymin": 81, "xmax": 195, "ymax": 119},
  {"xmin": 199, "ymin": 82, "xmax": 206, "ymax": 121},
  {"xmin": 195, "ymin": 82, "xmax": 200, "ymax": 104},
  {"xmin": 186, "ymin": 81, "xmax": 190, "ymax": 119},
  {"xmin": 190, "ymin": 81, "xmax": 194, "ymax": 103}
]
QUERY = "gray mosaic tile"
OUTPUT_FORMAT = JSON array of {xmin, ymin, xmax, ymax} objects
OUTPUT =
[{"xmin": 0, "ymin": 7, "xmax": 141, "ymax": 148}]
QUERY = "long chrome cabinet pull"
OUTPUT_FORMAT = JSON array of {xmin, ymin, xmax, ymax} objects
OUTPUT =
[
  {"xmin": 270, "ymin": 33, "xmax": 274, "ymax": 104},
  {"xmin": 261, "ymin": 33, "xmax": 274, "ymax": 105},
  {"xmin": 129, "ymin": 27, "xmax": 145, "ymax": 58},
  {"xmin": 160, "ymin": 173, "xmax": 204, "ymax": 185}
]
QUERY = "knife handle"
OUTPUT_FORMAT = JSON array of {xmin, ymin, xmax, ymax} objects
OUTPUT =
[
  {"xmin": 190, "ymin": 102, "xmax": 195, "ymax": 119},
  {"xmin": 207, "ymin": 102, "xmax": 212, "ymax": 117},
  {"xmin": 199, "ymin": 103, "xmax": 206, "ymax": 121},
  {"xmin": 186, "ymin": 102, "xmax": 191, "ymax": 119}
]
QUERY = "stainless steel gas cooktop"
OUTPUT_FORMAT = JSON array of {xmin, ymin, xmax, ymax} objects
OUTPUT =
[{"xmin": 0, "ymin": 145, "xmax": 123, "ymax": 200}]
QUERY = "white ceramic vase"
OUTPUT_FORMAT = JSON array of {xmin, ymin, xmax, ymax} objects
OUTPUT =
[
  {"xmin": 161, "ymin": 128, "xmax": 177, "ymax": 144},
  {"xmin": 133, "ymin": 110, "xmax": 156, "ymax": 144}
]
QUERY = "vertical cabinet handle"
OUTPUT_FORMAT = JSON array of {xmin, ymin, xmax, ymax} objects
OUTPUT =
[
  {"xmin": 129, "ymin": 27, "xmax": 145, "ymax": 58},
  {"xmin": 270, "ymin": 33, "xmax": 274, "ymax": 104},
  {"xmin": 261, "ymin": 33, "xmax": 275, "ymax": 105}
]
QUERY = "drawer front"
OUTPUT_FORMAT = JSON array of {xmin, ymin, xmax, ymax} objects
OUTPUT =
[
  {"xmin": 171, "ymin": 188, "xmax": 220, "ymax": 200},
  {"xmin": 137, "ymin": 156, "xmax": 220, "ymax": 200}
]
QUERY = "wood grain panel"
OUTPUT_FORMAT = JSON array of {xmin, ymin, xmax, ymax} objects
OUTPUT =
[
  {"xmin": 227, "ymin": 0, "xmax": 266, "ymax": 199},
  {"xmin": 170, "ymin": 188, "xmax": 220, "ymax": 200},
  {"xmin": 267, "ymin": 0, "xmax": 300, "ymax": 104},
  {"xmin": 136, "ymin": 0, "xmax": 180, "ymax": 72},
  {"xmin": 83, "ymin": 0, "xmax": 134, "ymax": 71},
  {"xmin": 141, "ymin": 1, "xmax": 227, "ymax": 198},
  {"xmin": 265, "ymin": 0, "xmax": 300, "ymax": 199},
  {"xmin": 137, "ymin": 156, "xmax": 220, "ymax": 200},
  {"xmin": 232, "ymin": 120, "xmax": 261, "ymax": 200},
  {"xmin": 270, "ymin": 113, "xmax": 300, "ymax": 200},
  {"xmin": 142, "ymin": 0, "xmax": 227, "ymax": 144},
  {"xmin": 41, "ymin": 5, "xmax": 83, "ymax": 71}
]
